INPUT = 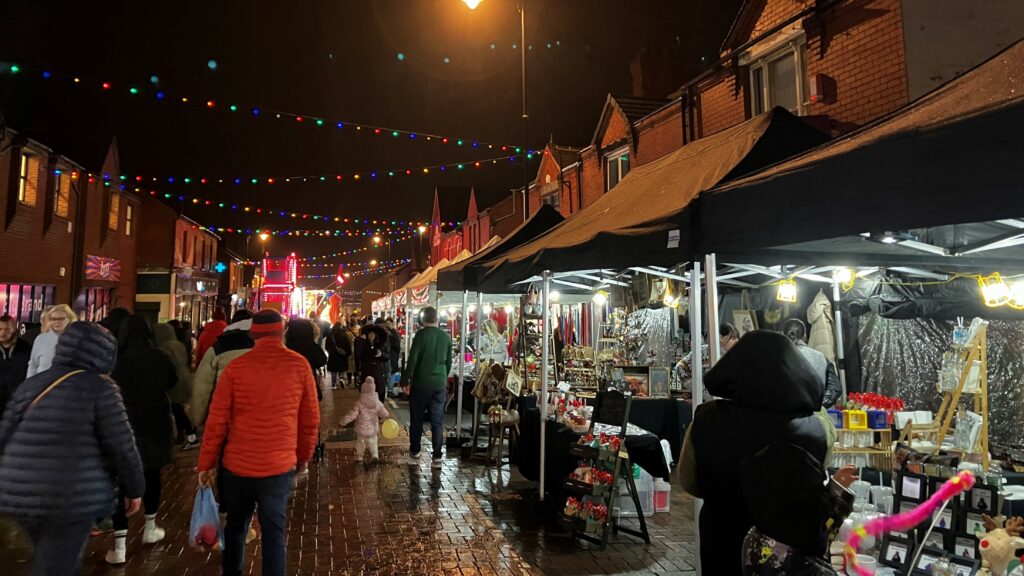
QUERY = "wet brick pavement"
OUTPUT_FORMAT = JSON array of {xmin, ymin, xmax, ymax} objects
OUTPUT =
[{"xmin": 0, "ymin": 382, "xmax": 698, "ymax": 575}]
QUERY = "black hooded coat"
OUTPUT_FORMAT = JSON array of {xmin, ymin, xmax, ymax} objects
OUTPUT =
[
  {"xmin": 0, "ymin": 323, "xmax": 145, "ymax": 520},
  {"xmin": 113, "ymin": 316, "xmax": 176, "ymax": 469},
  {"xmin": 286, "ymin": 319, "xmax": 327, "ymax": 400},
  {"xmin": 688, "ymin": 331, "xmax": 831, "ymax": 576}
]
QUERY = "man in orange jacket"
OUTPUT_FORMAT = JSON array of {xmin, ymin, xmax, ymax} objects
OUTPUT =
[{"xmin": 197, "ymin": 309, "xmax": 320, "ymax": 576}]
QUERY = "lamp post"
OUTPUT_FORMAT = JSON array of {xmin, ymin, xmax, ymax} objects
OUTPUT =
[
  {"xmin": 462, "ymin": 0, "xmax": 529, "ymax": 222},
  {"xmin": 256, "ymin": 233, "xmax": 269, "ymax": 309}
]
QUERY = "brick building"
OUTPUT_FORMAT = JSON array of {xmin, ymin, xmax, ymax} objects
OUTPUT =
[
  {"xmin": 429, "ymin": 186, "xmax": 513, "ymax": 265},
  {"xmin": 518, "ymin": 0, "xmax": 1023, "ymax": 220},
  {"xmin": 0, "ymin": 129, "xmax": 140, "ymax": 325},
  {"xmin": 136, "ymin": 194, "xmax": 220, "ymax": 325}
]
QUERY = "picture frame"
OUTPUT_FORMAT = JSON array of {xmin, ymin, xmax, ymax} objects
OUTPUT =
[
  {"xmin": 879, "ymin": 534, "xmax": 913, "ymax": 570},
  {"xmin": 966, "ymin": 484, "xmax": 997, "ymax": 514},
  {"xmin": 922, "ymin": 527, "xmax": 948, "ymax": 550},
  {"xmin": 912, "ymin": 545, "xmax": 949, "ymax": 574},
  {"xmin": 953, "ymin": 533, "xmax": 980, "ymax": 560},
  {"xmin": 732, "ymin": 309, "xmax": 758, "ymax": 337},
  {"xmin": 932, "ymin": 494, "xmax": 959, "ymax": 532},
  {"xmin": 618, "ymin": 366, "xmax": 650, "ymax": 398},
  {"xmin": 948, "ymin": 554, "xmax": 981, "ymax": 576},
  {"xmin": 898, "ymin": 471, "xmax": 928, "ymax": 503},
  {"xmin": 963, "ymin": 512, "xmax": 987, "ymax": 537},
  {"xmin": 504, "ymin": 368, "xmax": 524, "ymax": 397},
  {"xmin": 648, "ymin": 367, "xmax": 670, "ymax": 399}
]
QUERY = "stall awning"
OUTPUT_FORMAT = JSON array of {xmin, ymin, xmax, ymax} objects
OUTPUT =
[
  {"xmin": 475, "ymin": 107, "xmax": 828, "ymax": 292},
  {"xmin": 699, "ymin": 39, "xmax": 1024, "ymax": 257},
  {"xmin": 436, "ymin": 204, "xmax": 565, "ymax": 291}
]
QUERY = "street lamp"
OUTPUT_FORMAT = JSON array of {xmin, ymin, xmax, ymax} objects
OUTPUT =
[
  {"xmin": 372, "ymin": 235, "xmax": 382, "ymax": 245},
  {"xmin": 370, "ymin": 259, "xmax": 379, "ymax": 266},
  {"xmin": 462, "ymin": 0, "xmax": 529, "ymax": 222},
  {"xmin": 258, "ymin": 233, "xmax": 269, "ymax": 242},
  {"xmin": 418, "ymin": 225, "xmax": 427, "ymax": 235}
]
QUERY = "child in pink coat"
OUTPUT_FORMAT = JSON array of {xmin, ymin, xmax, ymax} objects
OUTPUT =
[{"xmin": 340, "ymin": 377, "xmax": 390, "ymax": 464}]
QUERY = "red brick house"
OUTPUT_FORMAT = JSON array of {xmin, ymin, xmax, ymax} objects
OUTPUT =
[
  {"xmin": 520, "ymin": 0, "xmax": 1023, "ymax": 219},
  {"xmin": 0, "ymin": 130, "xmax": 140, "ymax": 325},
  {"xmin": 429, "ymin": 186, "xmax": 513, "ymax": 265},
  {"xmin": 527, "ymin": 141, "xmax": 582, "ymax": 217}
]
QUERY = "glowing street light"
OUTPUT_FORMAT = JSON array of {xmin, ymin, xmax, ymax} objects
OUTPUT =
[
  {"xmin": 372, "ymin": 235, "xmax": 382, "ymax": 245},
  {"xmin": 258, "ymin": 233, "xmax": 270, "ymax": 242},
  {"xmin": 418, "ymin": 225, "xmax": 427, "ymax": 234},
  {"xmin": 370, "ymin": 259, "xmax": 379, "ymax": 266},
  {"xmin": 462, "ymin": 0, "xmax": 483, "ymax": 8}
]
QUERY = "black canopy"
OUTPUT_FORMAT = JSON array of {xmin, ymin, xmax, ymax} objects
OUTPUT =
[
  {"xmin": 435, "ymin": 204, "xmax": 565, "ymax": 291},
  {"xmin": 698, "ymin": 39, "xmax": 1024, "ymax": 257},
  {"xmin": 476, "ymin": 107, "xmax": 828, "ymax": 291}
]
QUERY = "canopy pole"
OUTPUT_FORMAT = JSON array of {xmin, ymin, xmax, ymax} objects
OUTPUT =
[
  {"xmin": 689, "ymin": 261, "xmax": 704, "ymax": 576},
  {"xmin": 832, "ymin": 278, "xmax": 848, "ymax": 398},
  {"xmin": 705, "ymin": 253, "xmax": 721, "ymax": 364},
  {"xmin": 540, "ymin": 270, "xmax": 552, "ymax": 501},
  {"xmin": 474, "ymin": 291, "xmax": 484, "ymax": 443},
  {"xmin": 457, "ymin": 290, "xmax": 468, "ymax": 440}
]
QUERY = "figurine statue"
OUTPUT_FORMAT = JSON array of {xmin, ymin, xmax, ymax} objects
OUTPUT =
[{"xmin": 981, "ymin": 514, "xmax": 1024, "ymax": 576}]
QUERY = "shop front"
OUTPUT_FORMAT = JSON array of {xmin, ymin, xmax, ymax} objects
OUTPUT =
[
  {"xmin": 175, "ymin": 270, "xmax": 219, "ymax": 326},
  {"xmin": 0, "ymin": 283, "xmax": 57, "ymax": 326},
  {"xmin": 77, "ymin": 255, "xmax": 123, "ymax": 322}
]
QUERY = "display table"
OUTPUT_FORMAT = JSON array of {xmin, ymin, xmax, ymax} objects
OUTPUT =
[{"xmin": 514, "ymin": 396, "xmax": 675, "ymax": 500}]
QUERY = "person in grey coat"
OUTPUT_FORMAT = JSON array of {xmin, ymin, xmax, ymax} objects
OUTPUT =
[{"xmin": 0, "ymin": 322, "xmax": 145, "ymax": 576}]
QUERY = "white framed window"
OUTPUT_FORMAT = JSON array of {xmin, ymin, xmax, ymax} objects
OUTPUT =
[
  {"xmin": 53, "ymin": 171, "xmax": 70, "ymax": 218},
  {"xmin": 748, "ymin": 39, "xmax": 808, "ymax": 116},
  {"xmin": 605, "ymin": 147, "xmax": 630, "ymax": 191},
  {"xmin": 18, "ymin": 153, "xmax": 39, "ymax": 206}
]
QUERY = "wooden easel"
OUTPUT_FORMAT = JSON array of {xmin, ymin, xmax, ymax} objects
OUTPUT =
[{"xmin": 932, "ymin": 324, "xmax": 989, "ymax": 469}]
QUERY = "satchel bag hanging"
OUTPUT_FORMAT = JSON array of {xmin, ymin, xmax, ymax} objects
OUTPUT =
[{"xmin": 0, "ymin": 369, "xmax": 84, "ymax": 454}]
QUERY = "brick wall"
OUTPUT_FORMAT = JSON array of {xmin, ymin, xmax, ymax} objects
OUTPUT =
[
  {"xmin": 698, "ymin": 74, "xmax": 747, "ymax": 137},
  {"xmin": 579, "ymin": 148, "xmax": 605, "ymax": 209},
  {"xmin": 802, "ymin": 0, "xmax": 909, "ymax": 133},
  {"xmin": 81, "ymin": 178, "xmax": 140, "ymax": 311},
  {"xmin": 0, "ymin": 144, "xmax": 78, "ymax": 304},
  {"xmin": 138, "ymin": 195, "xmax": 176, "ymax": 268},
  {"xmin": 635, "ymin": 104, "xmax": 684, "ymax": 165},
  {"xmin": 600, "ymin": 111, "xmax": 630, "ymax": 149}
]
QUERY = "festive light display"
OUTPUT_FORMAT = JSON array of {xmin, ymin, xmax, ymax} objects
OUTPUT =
[
  {"xmin": 4, "ymin": 63, "xmax": 526, "ymax": 150},
  {"xmin": 199, "ymin": 226, "xmax": 417, "ymax": 238},
  {"xmin": 299, "ymin": 258, "xmax": 411, "ymax": 279},
  {"xmin": 300, "ymin": 258, "xmax": 407, "ymax": 269},
  {"xmin": 111, "ymin": 152, "xmax": 532, "ymax": 188}
]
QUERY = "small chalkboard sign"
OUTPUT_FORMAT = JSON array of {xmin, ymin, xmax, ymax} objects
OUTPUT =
[{"xmin": 591, "ymin": 389, "xmax": 631, "ymax": 430}]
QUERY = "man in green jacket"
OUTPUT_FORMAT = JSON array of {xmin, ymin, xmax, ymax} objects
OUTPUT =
[{"xmin": 401, "ymin": 307, "xmax": 452, "ymax": 469}]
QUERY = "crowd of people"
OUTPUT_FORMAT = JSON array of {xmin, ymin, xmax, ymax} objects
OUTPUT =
[{"xmin": 0, "ymin": 302, "xmax": 454, "ymax": 576}]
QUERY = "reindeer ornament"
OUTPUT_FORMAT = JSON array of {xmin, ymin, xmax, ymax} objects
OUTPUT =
[{"xmin": 980, "ymin": 515, "xmax": 1024, "ymax": 576}]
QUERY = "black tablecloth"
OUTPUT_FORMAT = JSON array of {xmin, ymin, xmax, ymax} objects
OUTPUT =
[
  {"xmin": 514, "ymin": 396, "xmax": 675, "ymax": 498},
  {"xmin": 628, "ymin": 397, "xmax": 691, "ymax": 467}
]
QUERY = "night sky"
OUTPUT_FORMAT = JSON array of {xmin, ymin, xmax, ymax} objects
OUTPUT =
[{"xmin": 0, "ymin": 0, "xmax": 740, "ymax": 289}]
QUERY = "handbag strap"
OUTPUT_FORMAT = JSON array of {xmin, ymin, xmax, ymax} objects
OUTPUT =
[{"xmin": 28, "ymin": 370, "xmax": 84, "ymax": 411}]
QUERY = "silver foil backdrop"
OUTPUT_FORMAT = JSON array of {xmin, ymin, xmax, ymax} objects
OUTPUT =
[{"xmin": 857, "ymin": 314, "xmax": 1024, "ymax": 452}]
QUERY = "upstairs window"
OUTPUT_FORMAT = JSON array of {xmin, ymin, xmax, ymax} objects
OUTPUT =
[
  {"xmin": 18, "ymin": 153, "xmax": 39, "ymax": 206},
  {"xmin": 749, "ymin": 40, "xmax": 808, "ymax": 116},
  {"xmin": 605, "ymin": 148, "xmax": 630, "ymax": 191},
  {"xmin": 125, "ymin": 203, "xmax": 133, "ymax": 236},
  {"xmin": 542, "ymin": 192, "xmax": 560, "ymax": 209},
  {"xmin": 53, "ymin": 171, "xmax": 70, "ymax": 218},
  {"xmin": 107, "ymin": 192, "xmax": 120, "ymax": 230}
]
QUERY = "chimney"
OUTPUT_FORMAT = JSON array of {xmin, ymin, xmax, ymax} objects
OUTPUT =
[{"xmin": 630, "ymin": 44, "xmax": 681, "ymax": 99}]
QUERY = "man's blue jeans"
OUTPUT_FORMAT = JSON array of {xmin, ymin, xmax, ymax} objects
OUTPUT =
[
  {"xmin": 221, "ymin": 468, "xmax": 294, "ymax": 576},
  {"xmin": 409, "ymin": 387, "xmax": 445, "ymax": 458}
]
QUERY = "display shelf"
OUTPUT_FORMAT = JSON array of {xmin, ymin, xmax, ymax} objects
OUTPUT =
[
  {"xmin": 563, "ymin": 479, "xmax": 612, "ymax": 497},
  {"xmin": 560, "ymin": 515, "xmax": 604, "ymax": 535},
  {"xmin": 569, "ymin": 443, "xmax": 619, "ymax": 463}
]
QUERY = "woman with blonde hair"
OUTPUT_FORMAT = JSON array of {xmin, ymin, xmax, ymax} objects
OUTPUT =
[{"xmin": 27, "ymin": 304, "xmax": 76, "ymax": 377}]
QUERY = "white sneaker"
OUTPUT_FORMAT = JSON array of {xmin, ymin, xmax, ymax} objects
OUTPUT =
[
  {"xmin": 404, "ymin": 453, "xmax": 421, "ymax": 465},
  {"xmin": 105, "ymin": 548, "xmax": 126, "ymax": 565},
  {"xmin": 431, "ymin": 457, "xmax": 443, "ymax": 469},
  {"xmin": 142, "ymin": 524, "xmax": 165, "ymax": 545}
]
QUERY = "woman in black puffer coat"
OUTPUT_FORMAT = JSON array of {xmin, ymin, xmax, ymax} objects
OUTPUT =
[
  {"xmin": 0, "ymin": 322, "xmax": 145, "ymax": 575},
  {"xmin": 286, "ymin": 318, "xmax": 328, "ymax": 401},
  {"xmin": 108, "ymin": 315, "xmax": 176, "ymax": 562},
  {"xmin": 358, "ymin": 324, "xmax": 391, "ymax": 403}
]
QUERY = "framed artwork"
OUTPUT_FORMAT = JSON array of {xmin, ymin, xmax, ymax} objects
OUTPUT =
[
  {"xmin": 880, "ymin": 534, "xmax": 913, "ymax": 570},
  {"xmin": 912, "ymin": 546, "xmax": 949, "ymax": 574},
  {"xmin": 649, "ymin": 367, "xmax": 670, "ymax": 399},
  {"xmin": 953, "ymin": 534, "xmax": 980, "ymax": 560},
  {"xmin": 964, "ymin": 512, "xmax": 987, "ymax": 537},
  {"xmin": 966, "ymin": 484, "xmax": 997, "ymax": 513},
  {"xmin": 504, "ymin": 369, "xmax": 523, "ymax": 397},
  {"xmin": 932, "ymin": 497, "xmax": 958, "ymax": 531},
  {"xmin": 898, "ymin": 472, "xmax": 928, "ymax": 503},
  {"xmin": 948, "ymin": 555, "xmax": 981, "ymax": 575},
  {"xmin": 619, "ymin": 366, "xmax": 650, "ymax": 398},
  {"xmin": 732, "ymin": 310, "xmax": 758, "ymax": 337},
  {"xmin": 922, "ymin": 528, "xmax": 948, "ymax": 550}
]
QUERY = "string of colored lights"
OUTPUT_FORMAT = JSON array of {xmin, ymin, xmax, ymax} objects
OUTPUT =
[
  {"xmin": 141, "ymin": 190, "xmax": 452, "ymax": 227},
  {"xmin": 98, "ymin": 152, "xmax": 534, "ymax": 188},
  {"xmin": 200, "ymin": 226, "xmax": 422, "ymax": 237},
  {"xmin": 300, "ymin": 258, "xmax": 407, "ymax": 269},
  {"xmin": 2, "ymin": 63, "xmax": 522, "ymax": 151},
  {"xmin": 299, "ymin": 259, "xmax": 411, "ymax": 279},
  {"xmin": 290, "ymin": 233, "xmax": 420, "ymax": 263}
]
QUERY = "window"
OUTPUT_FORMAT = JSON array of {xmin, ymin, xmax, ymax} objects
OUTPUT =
[
  {"xmin": 125, "ymin": 203, "xmax": 133, "ymax": 236},
  {"xmin": 53, "ymin": 172, "xmax": 70, "ymax": 218},
  {"xmin": 542, "ymin": 192, "xmax": 560, "ymax": 209},
  {"xmin": 748, "ymin": 41, "xmax": 807, "ymax": 116},
  {"xmin": 180, "ymin": 230, "xmax": 187, "ymax": 264},
  {"xmin": 18, "ymin": 153, "xmax": 39, "ymax": 206},
  {"xmin": 107, "ymin": 192, "xmax": 120, "ymax": 230},
  {"xmin": 605, "ymin": 148, "xmax": 630, "ymax": 191}
]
